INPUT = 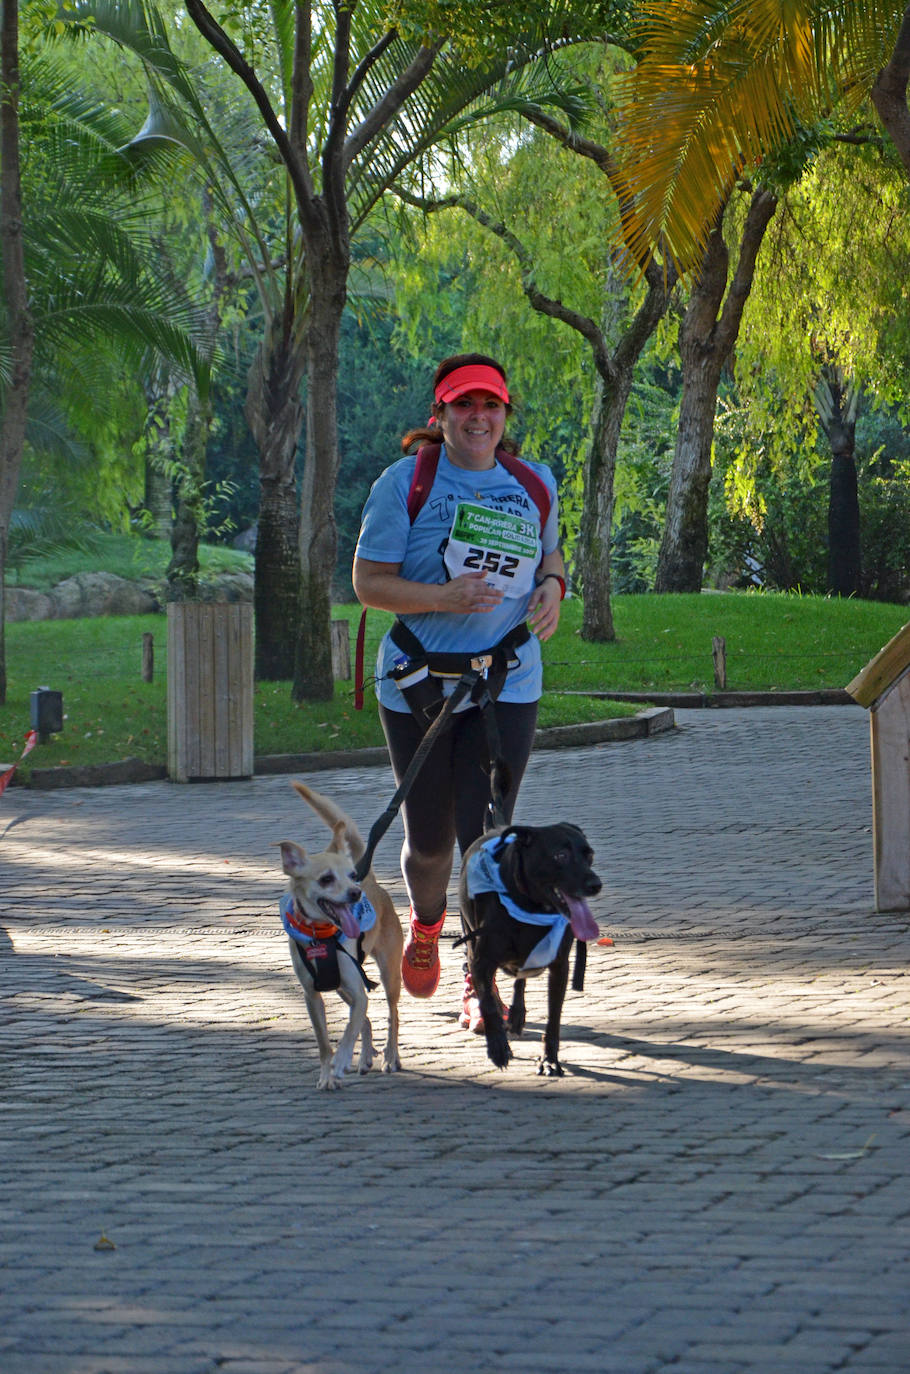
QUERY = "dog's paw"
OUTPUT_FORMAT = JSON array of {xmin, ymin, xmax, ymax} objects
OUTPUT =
[
  {"xmin": 536, "ymin": 1056, "xmax": 564, "ymax": 1078},
  {"xmin": 332, "ymin": 1047, "xmax": 354, "ymax": 1080},
  {"xmin": 317, "ymin": 1069, "xmax": 345, "ymax": 1090},
  {"xmin": 486, "ymin": 1030, "xmax": 513, "ymax": 1070},
  {"xmin": 507, "ymin": 1006, "xmax": 525, "ymax": 1038},
  {"xmin": 358, "ymin": 1018, "xmax": 375, "ymax": 1075},
  {"xmin": 357, "ymin": 1038, "xmax": 375, "ymax": 1075}
]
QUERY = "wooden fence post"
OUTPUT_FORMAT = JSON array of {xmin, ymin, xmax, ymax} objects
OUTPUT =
[
  {"xmin": 712, "ymin": 635, "xmax": 727, "ymax": 691},
  {"xmin": 167, "ymin": 602, "xmax": 254, "ymax": 781},
  {"xmin": 331, "ymin": 619, "xmax": 351, "ymax": 680},
  {"xmin": 142, "ymin": 632, "xmax": 154, "ymax": 683}
]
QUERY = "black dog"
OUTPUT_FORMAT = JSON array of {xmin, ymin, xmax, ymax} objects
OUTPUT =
[{"xmin": 458, "ymin": 822, "xmax": 602, "ymax": 1076}]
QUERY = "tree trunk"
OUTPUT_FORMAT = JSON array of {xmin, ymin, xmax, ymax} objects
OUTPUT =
[
  {"xmin": 168, "ymin": 210, "xmax": 224, "ymax": 602},
  {"xmin": 578, "ymin": 371, "xmax": 632, "ymax": 642},
  {"xmin": 166, "ymin": 389, "xmax": 211, "ymax": 600},
  {"xmin": 143, "ymin": 454, "xmax": 173, "ymax": 540},
  {"xmin": 245, "ymin": 310, "xmax": 306, "ymax": 680},
  {"xmin": 0, "ymin": 0, "xmax": 33, "ymax": 705},
  {"xmin": 141, "ymin": 374, "xmax": 176, "ymax": 540},
  {"xmin": 293, "ymin": 255, "xmax": 347, "ymax": 701},
  {"xmin": 654, "ymin": 356, "xmax": 723, "ymax": 592},
  {"xmin": 872, "ymin": 6, "xmax": 910, "ymax": 175},
  {"xmin": 574, "ymin": 269, "xmax": 674, "ymax": 640},
  {"xmin": 655, "ymin": 189, "xmax": 777, "ymax": 592},
  {"xmin": 815, "ymin": 369, "xmax": 861, "ymax": 597}
]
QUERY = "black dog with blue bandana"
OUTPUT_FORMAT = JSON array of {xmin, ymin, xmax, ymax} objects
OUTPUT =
[{"xmin": 459, "ymin": 822, "xmax": 602, "ymax": 1076}]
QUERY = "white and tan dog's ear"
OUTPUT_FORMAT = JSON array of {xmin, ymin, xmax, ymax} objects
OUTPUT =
[
  {"xmin": 279, "ymin": 841, "xmax": 308, "ymax": 877},
  {"xmin": 330, "ymin": 819, "xmax": 351, "ymax": 857}
]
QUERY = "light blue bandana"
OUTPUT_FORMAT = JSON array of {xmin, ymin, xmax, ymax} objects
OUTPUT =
[{"xmin": 465, "ymin": 835, "xmax": 569, "ymax": 973}]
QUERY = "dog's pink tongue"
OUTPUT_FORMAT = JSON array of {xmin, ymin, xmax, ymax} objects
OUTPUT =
[
  {"xmin": 565, "ymin": 895, "xmax": 599, "ymax": 942},
  {"xmin": 337, "ymin": 905, "xmax": 360, "ymax": 940}
]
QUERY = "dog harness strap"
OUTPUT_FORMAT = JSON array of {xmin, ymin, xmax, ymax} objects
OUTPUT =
[{"xmin": 475, "ymin": 684, "xmax": 508, "ymax": 830}]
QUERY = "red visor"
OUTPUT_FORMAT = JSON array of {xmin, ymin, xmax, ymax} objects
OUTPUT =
[{"xmin": 434, "ymin": 364, "xmax": 510, "ymax": 406}]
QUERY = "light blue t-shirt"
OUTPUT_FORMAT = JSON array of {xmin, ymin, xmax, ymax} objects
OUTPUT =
[{"xmin": 355, "ymin": 446, "xmax": 559, "ymax": 712}]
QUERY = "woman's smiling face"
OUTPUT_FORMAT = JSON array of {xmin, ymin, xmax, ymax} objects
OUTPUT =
[{"xmin": 437, "ymin": 389, "xmax": 507, "ymax": 470}]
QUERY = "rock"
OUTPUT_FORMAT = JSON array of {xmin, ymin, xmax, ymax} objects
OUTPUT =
[
  {"xmin": 232, "ymin": 525, "xmax": 257, "ymax": 553},
  {"xmin": 51, "ymin": 572, "xmax": 160, "ymax": 618},
  {"xmin": 192, "ymin": 572, "xmax": 254, "ymax": 603},
  {"xmin": 5, "ymin": 568, "xmax": 253, "ymax": 622},
  {"xmin": 5, "ymin": 587, "xmax": 55, "ymax": 622}
]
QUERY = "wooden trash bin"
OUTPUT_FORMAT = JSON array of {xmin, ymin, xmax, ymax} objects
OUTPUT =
[
  {"xmin": 167, "ymin": 602, "xmax": 254, "ymax": 782},
  {"xmin": 846, "ymin": 620, "xmax": 910, "ymax": 912}
]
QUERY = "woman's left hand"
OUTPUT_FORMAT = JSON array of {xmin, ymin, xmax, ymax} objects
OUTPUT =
[{"xmin": 527, "ymin": 577, "xmax": 562, "ymax": 642}]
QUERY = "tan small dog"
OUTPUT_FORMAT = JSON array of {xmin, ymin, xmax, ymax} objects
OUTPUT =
[{"xmin": 280, "ymin": 781, "xmax": 403, "ymax": 1090}]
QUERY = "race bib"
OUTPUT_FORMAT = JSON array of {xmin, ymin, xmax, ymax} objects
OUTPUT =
[{"xmin": 443, "ymin": 502, "xmax": 540, "ymax": 597}]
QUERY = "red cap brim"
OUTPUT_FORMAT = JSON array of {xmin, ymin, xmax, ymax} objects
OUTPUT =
[{"xmin": 435, "ymin": 364, "xmax": 510, "ymax": 405}]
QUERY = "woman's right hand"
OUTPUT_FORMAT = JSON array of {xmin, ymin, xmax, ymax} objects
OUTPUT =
[
  {"xmin": 353, "ymin": 557, "xmax": 504, "ymax": 616},
  {"xmin": 440, "ymin": 570, "xmax": 505, "ymax": 614}
]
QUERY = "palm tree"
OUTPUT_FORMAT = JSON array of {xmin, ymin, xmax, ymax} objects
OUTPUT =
[
  {"xmin": 0, "ymin": 0, "xmax": 32, "ymax": 705},
  {"xmin": 610, "ymin": 1, "xmax": 908, "ymax": 272},
  {"xmin": 75, "ymin": 0, "xmax": 610, "ymax": 696},
  {"xmin": 600, "ymin": 4, "xmax": 910, "ymax": 594},
  {"xmin": 0, "ymin": 35, "xmax": 206, "ymax": 703}
]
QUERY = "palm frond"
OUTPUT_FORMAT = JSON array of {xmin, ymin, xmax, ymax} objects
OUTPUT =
[
  {"xmin": 341, "ymin": 27, "xmax": 608, "ymax": 230},
  {"xmin": 612, "ymin": 0, "xmax": 905, "ymax": 271}
]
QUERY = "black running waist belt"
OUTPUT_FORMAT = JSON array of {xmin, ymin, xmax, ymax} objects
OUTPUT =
[{"xmin": 389, "ymin": 619, "xmax": 530, "ymax": 676}]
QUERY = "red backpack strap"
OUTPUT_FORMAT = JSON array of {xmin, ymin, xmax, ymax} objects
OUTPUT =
[
  {"xmin": 406, "ymin": 444, "xmax": 441, "ymax": 522},
  {"xmin": 408, "ymin": 443, "xmax": 550, "ymax": 528},
  {"xmin": 494, "ymin": 449, "xmax": 551, "ymax": 528}
]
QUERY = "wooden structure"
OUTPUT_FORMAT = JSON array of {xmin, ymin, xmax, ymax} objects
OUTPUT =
[
  {"xmin": 846, "ymin": 620, "xmax": 910, "ymax": 911},
  {"xmin": 331, "ymin": 618, "xmax": 351, "ymax": 679},
  {"xmin": 167, "ymin": 602, "xmax": 254, "ymax": 782}
]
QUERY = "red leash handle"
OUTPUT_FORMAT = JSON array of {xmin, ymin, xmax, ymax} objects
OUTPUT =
[
  {"xmin": 354, "ymin": 607, "xmax": 367, "ymax": 711},
  {"xmin": 0, "ymin": 730, "xmax": 37, "ymax": 797}
]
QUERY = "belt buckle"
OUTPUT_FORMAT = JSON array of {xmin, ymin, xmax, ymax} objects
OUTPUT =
[{"xmin": 470, "ymin": 653, "xmax": 493, "ymax": 675}]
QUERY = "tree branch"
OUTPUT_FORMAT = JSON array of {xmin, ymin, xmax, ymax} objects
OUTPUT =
[
  {"xmin": 343, "ymin": 39, "xmax": 444, "ymax": 172},
  {"xmin": 289, "ymin": 2, "xmax": 312, "ymax": 159},
  {"xmin": 715, "ymin": 188, "xmax": 777, "ymax": 354},
  {"xmin": 184, "ymin": 0, "xmax": 317, "ymax": 229},
  {"xmin": 322, "ymin": 1, "xmax": 354, "ymax": 239},
  {"xmin": 394, "ymin": 185, "xmax": 614, "ymax": 379},
  {"xmin": 518, "ymin": 100, "xmax": 674, "ymax": 278}
]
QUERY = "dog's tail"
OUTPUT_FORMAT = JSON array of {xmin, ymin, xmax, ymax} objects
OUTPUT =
[{"xmin": 291, "ymin": 781, "xmax": 368, "ymax": 864}]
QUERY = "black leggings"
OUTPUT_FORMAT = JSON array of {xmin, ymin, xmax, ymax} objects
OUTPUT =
[{"xmin": 379, "ymin": 699, "xmax": 539, "ymax": 922}]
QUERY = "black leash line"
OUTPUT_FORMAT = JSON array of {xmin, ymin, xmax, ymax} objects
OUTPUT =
[{"xmin": 352, "ymin": 668, "xmax": 477, "ymax": 883}]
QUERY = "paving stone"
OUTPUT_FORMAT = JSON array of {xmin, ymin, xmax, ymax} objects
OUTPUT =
[{"xmin": 2, "ymin": 706, "xmax": 909, "ymax": 1373}]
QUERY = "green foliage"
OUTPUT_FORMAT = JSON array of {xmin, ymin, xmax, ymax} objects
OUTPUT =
[
  {"xmin": 610, "ymin": 359, "xmax": 680, "ymax": 592},
  {"xmin": 709, "ymin": 386, "xmax": 910, "ymax": 600},
  {"xmin": 331, "ymin": 308, "xmax": 437, "ymax": 595},
  {"xmin": 737, "ymin": 139, "xmax": 910, "ymax": 427},
  {"xmin": 6, "ymin": 510, "xmax": 106, "ymax": 583}
]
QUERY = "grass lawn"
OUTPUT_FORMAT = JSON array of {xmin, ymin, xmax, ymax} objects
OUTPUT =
[{"xmin": 1, "ymin": 580, "xmax": 906, "ymax": 783}]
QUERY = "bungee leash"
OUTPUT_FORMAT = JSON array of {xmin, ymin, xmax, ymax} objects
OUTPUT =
[{"xmin": 352, "ymin": 668, "xmax": 476, "ymax": 883}]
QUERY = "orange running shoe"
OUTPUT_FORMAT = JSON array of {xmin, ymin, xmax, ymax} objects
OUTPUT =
[
  {"xmin": 401, "ymin": 909, "xmax": 445, "ymax": 998},
  {"xmin": 458, "ymin": 970, "xmax": 508, "ymax": 1033}
]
